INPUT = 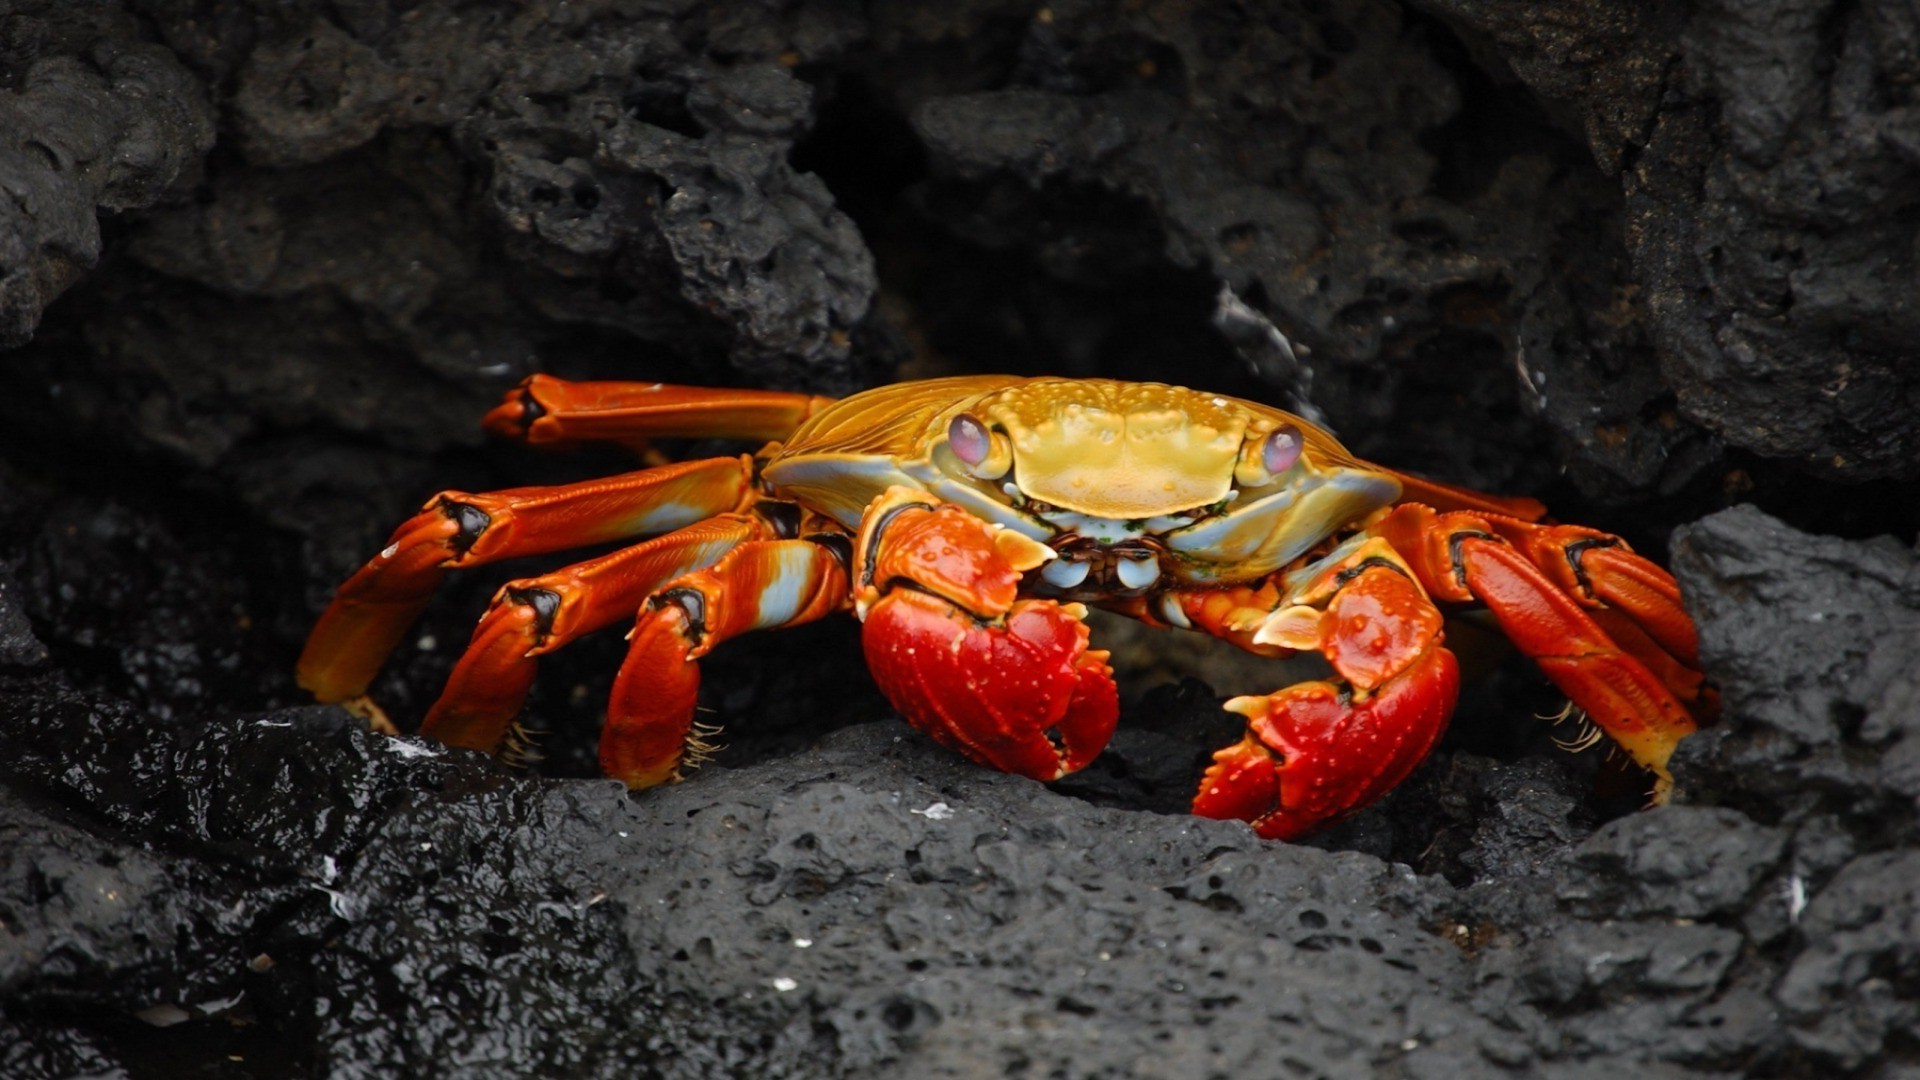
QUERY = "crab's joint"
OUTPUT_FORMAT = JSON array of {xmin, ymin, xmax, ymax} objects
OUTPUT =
[
  {"xmin": 1560, "ymin": 536, "xmax": 1621, "ymax": 596},
  {"xmin": 805, "ymin": 532, "xmax": 854, "ymax": 571},
  {"xmin": 655, "ymin": 588, "xmax": 708, "ymax": 647},
  {"xmin": 754, "ymin": 500, "xmax": 804, "ymax": 539},
  {"xmin": 871, "ymin": 579, "xmax": 1003, "ymax": 627},
  {"xmin": 1114, "ymin": 554, "xmax": 1160, "ymax": 591},
  {"xmin": 1333, "ymin": 555, "xmax": 1411, "ymax": 588},
  {"xmin": 439, "ymin": 499, "xmax": 493, "ymax": 556},
  {"xmin": 508, "ymin": 385, "xmax": 547, "ymax": 430},
  {"xmin": 505, "ymin": 585, "xmax": 562, "ymax": 643},
  {"xmin": 859, "ymin": 499, "xmax": 939, "ymax": 588},
  {"xmin": 1445, "ymin": 529, "xmax": 1498, "ymax": 591}
]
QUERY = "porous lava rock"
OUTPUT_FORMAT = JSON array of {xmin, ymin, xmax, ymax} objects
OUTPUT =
[
  {"xmin": 2, "ymin": 1, "xmax": 1919, "ymax": 1077},
  {"xmin": 3, "ymin": 504, "xmax": 1919, "ymax": 1077},
  {"xmin": 0, "ymin": 5, "xmax": 215, "ymax": 348},
  {"xmin": 1417, "ymin": 0, "xmax": 1920, "ymax": 479}
]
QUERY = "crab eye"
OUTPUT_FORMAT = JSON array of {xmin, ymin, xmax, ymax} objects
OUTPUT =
[
  {"xmin": 948, "ymin": 414, "xmax": 992, "ymax": 465},
  {"xmin": 1263, "ymin": 424, "xmax": 1303, "ymax": 475}
]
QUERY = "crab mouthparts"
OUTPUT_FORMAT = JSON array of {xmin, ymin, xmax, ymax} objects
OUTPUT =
[{"xmin": 1039, "ymin": 538, "xmax": 1165, "ymax": 595}]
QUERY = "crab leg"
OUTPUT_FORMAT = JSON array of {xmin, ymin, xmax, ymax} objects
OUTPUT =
[
  {"xmin": 1370, "ymin": 504, "xmax": 1705, "ymax": 793},
  {"xmin": 601, "ymin": 538, "xmax": 852, "ymax": 788},
  {"xmin": 296, "ymin": 456, "xmax": 755, "ymax": 704},
  {"xmin": 853, "ymin": 487, "xmax": 1121, "ymax": 782},
  {"xmin": 1386, "ymin": 468, "xmax": 1548, "ymax": 522},
  {"xmin": 1164, "ymin": 539, "xmax": 1461, "ymax": 840},
  {"xmin": 419, "ymin": 515, "xmax": 772, "ymax": 754},
  {"xmin": 1486, "ymin": 519, "xmax": 1701, "ymax": 671},
  {"xmin": 484, "ymin": 374, "xmax": 837, "ymax": 450}
]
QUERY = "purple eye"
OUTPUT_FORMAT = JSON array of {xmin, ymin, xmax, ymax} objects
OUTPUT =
[
  {"xmin": 1263, "ymin": 424, "xmax": 1303, "ymax": 475},
  {"xmin": 948, "ymin": 414, "xmax": 992, "ymax": 465}
]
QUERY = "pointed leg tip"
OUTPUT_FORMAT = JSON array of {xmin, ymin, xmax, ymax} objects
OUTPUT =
[{"xmin": 341, "ymin": 695, "xmax": 399, "ymax": 736}]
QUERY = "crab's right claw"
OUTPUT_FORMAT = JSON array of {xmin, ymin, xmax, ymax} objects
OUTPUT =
[
  {"xmin": 855, "ymin": 488, "xmax": 1119, "ymax": 781},
  {"xmin": 863, "ymin": 591, "xmax": 1118, "ymax": 781}
]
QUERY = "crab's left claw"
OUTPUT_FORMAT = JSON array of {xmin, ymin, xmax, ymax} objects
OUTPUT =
[
  {"xmin": 1195, "ymin": 647, "xmax": 1459, "ymax": 840},
  {"xmin": 1186, "ymin": 557, "xmax": 1460, "ymax": 840},
  {"xmin": 855, "ymin": 489, "xmax": 1119, "ymax": 780}
]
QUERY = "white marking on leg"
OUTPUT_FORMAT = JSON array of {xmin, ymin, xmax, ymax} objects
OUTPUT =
[
  {"xmin": 630, "ymin": 500, "xmax": 708, "ymax": 535},
  {"xmin": 753, "ymin": 546, "xmax": 816, "ymax": 629}
]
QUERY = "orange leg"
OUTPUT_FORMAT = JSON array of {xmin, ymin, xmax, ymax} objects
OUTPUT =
[
  {"xmin": 1164, "ymin": 538, "xmax": 1461, "ymax": 840},
  {"xmin": 852, "ymin": 488, "xmax": 1120, "ymax": 783},
  {"xmin": 1484, "ymin": 517, "xmax": 1702, "ymax": 674},
  {"xmin": 418, "ymin": 515, "xmax": 772, "ymax": 754},
  {"xmin": 601, "ymin": 538, "xmax": 852, "ymax": 788},
  {"xmin": 1371, "ymin": 504, "xmax": 1706, "ymax": 795},
  {"xmin": 296, "ymin": 455, "xmax": 755, "ymax": 704},
  {"xmin": 484, "ymin": 374, "xmax": 837, "ymax": 451},
  {"xmin": 1385, "ymin": 467, "xmax": 1548, "ymax": 522}
]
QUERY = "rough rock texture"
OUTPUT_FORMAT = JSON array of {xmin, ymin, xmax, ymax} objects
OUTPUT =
[
  {"xmin": 4, "ymin": 503, "xmax": 1919, "ymax": 1078},
  {"xmin": 1674, "ymin": 504, "xmax": 1920, "ymax": 835},
  {"xmin": 2, "ymin": 1, "xmax": 1919, "ymax": 1078},
  {"xmin": 0, "ymin": 5, "xmax": 216, "ymax": 348},
  {"xmin": 4, "ymin": 0, "xmax": 880, "ymax": 484},
  {"xmin": 1418, "ymin": 0, "xmax": 1920, "ymax": 479}
]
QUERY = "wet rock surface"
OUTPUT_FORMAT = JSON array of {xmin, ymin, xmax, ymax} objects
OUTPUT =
[{"xmin": 2, "ymin": 1, "xmax": 1919, "ymax": 1078}]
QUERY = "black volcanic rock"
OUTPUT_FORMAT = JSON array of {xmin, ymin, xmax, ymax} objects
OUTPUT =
[
  {"xmin": 3, "ymin": 506, "xmax": 1917, "ymax": 1077},
  {"xmin": 1419, "ymin": 0, "xmax": 1920, "ymax": 480},
  {"xmin": 1672, "ymin": 504, "xmax": 1920, "ymax": 835},
  {"xmin": 0, "ymin": 4, "xmax": 215, "ymax": 348}
]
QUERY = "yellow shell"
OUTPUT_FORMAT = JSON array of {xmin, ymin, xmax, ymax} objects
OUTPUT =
[
  {"xmin": 774, "ymin": 375, "xmax": 1367, "ymax": 520},
  {"xmin": 980, "ymin": 379, "xmax": 1249, "ymax": 517}
]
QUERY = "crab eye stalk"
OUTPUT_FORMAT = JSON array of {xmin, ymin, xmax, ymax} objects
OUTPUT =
[
  {"xmin": 946, "ymin": 413, "xmax": 1012, "ymax": 479},
  {"xmin": 1235, "ymin": 421, "xmax": 1306, "ymax": 488},
  {"xmin": 949, "ymin": 414, "xmax": 990, "ymax": 464},
  {"xmin": 1263, "ymin": 424, "xmax": 1303, "ymax": 475}
]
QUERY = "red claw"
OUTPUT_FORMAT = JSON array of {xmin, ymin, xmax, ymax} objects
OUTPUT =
[
  {"xmin": 1194, "ymin": 646, "xmax": 1459, "ymax": 840},
  {"xmin": 862, "ymin": 590, "xmax": 1118, "ymax": 782}
]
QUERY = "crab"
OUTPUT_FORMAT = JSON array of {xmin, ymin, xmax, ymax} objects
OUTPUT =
[{"xmin": 298, "ymin": 375, "xmax": 1710, "ymax": 839}]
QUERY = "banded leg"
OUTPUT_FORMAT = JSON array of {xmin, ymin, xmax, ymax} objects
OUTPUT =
[
  {"xmin": 420, "ymin": 515, "xmax": 771, "ymax": 754},
  {"xmin": 853, "ymin": 487, "xmax": 1121, "ymax": 783},
  {"xmin": 1370, "ymin": 504, "xmax": 1705, "ymax": 794},
  {"xmin": 297, "ymin": 455, "xmax": 754, "ymax": 704},
  {"xmin": 1160, "ymin": 538, "xmax": 1461, "ymax": 840},
  {"xmin": 484, "ymin": 374, "xmax": 837, "ymax": 450},
  {"xmin": 602, "ymin": 538, "xmax": 852, "ymax": 788}
]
